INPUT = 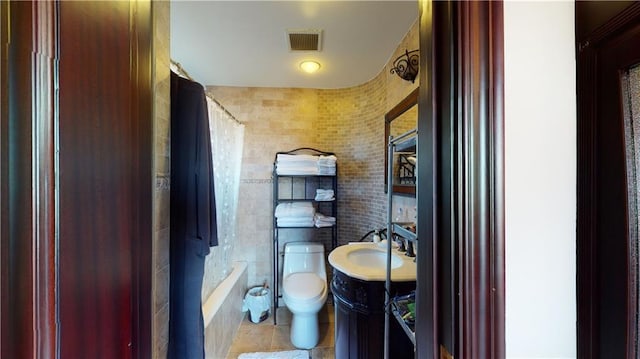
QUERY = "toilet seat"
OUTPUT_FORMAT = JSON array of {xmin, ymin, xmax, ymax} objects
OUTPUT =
[{"xmin": 283, "ymin": 273, "xmax": 325, "ymax": 302}]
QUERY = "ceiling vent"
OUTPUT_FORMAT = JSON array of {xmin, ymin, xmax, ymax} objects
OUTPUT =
[{"xmin": 287, "ymin": 29, "xmax": 323, "ymax": 51}]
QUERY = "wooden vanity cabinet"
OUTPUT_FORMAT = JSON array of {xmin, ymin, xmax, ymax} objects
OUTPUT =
[{"xmin": 331, "ymin": 270, "xmax": 415, "ymax": 358}]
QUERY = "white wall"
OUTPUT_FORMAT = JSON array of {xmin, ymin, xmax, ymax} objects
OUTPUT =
[{"xmin": 504, "ymin": 1, "xmax": 576, "ymax": 358}]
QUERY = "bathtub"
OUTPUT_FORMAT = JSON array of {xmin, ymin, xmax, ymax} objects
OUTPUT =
[{"xmin": 203, "ymin": 261, "xmax": 248, "ymax": 359}]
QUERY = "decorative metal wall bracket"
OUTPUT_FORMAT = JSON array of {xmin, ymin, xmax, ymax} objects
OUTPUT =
[{"xmin": 390, "ymin": 49, "xmax": 419, "ymax": 83}]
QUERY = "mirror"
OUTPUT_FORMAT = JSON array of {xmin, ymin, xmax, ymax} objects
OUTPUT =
[{"xmin": 385, "ymin": 88, "xmax": 418, "ymax": 195}]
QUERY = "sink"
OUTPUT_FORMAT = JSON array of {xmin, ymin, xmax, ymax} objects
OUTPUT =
[
  {"xmin": 346, "ymin": 248, "xmax": 403, "ymax": 269},
  {"xmin": 328, "ymin": 242, "xmax": 416, "ymax": 282}
]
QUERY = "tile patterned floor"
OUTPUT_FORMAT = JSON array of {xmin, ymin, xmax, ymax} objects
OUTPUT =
[{"xmin": 225, "ymin": 303, "xmax": 335, "ymax": 359}]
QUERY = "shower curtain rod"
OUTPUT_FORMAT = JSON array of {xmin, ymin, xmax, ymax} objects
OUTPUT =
[{"xmin": 170, "ymin": 59, "xmax": 243, "ymax": 125}]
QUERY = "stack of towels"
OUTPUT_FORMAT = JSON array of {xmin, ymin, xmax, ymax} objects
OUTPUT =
[
  {"xmin": 276, "ymin": 154, "xmax": 338, "ymax": 175},
  {"xmin": 275, "ymin": 154, "xmax": 319, "ymax": 175},
  {"xmin": 314, "ymin": 213, "xmax": 336, "ymax": 228},
  {"xmin": 317, "ymin": 155, "xmax": 337, "ymax": 175},
  {"xmin": 274, "ymin": 202, "xmax": 336, "ymax": 228},
  {"xmin": 275, "ymin": 202, "xmax": 315, "ymax": 227},
  {"xmin": 314, "ymin": 189, "xmax": 335, "ymax": 201}
]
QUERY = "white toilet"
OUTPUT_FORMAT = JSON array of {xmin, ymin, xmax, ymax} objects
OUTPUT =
[{"xmin": 282, "ymin": 242, "xmax": 328, "ymax": 349}]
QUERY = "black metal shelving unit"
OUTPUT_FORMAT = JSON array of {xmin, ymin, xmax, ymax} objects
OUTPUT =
[
  {"xmin": 385, "ymin": 130, "xmax": 418, "ymax": 358},
  {"xmin": 272, "ymin": 148, "xmax": 338, "ymax": 324}
]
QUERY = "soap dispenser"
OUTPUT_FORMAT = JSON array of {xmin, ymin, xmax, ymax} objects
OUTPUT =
[{"xmin": 372, "ymin": 230, "xmax": 381, "ymax": 243}]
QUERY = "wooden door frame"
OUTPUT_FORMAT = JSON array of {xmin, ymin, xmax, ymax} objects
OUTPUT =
[
  {"xmin": 416, "ymin": 1, "xmax": 505, "ymax": 358},
  {"xmin": 0, "ymin": 1, "xmax": 153, "ymax": 357},
  {"xmin": 130, "ymin": 1, "xmax": 154, "ymax": 357},
  {"xmin": 576, "ymin": 3, "xmax": 640, "ymax": 358},
  {"xmin": 455, "ymin": 2, "xmax": 505, "ymax": 358},
  {"xmin": 0, "ymin": 2, "xmax": 54, "ymax": 357}
]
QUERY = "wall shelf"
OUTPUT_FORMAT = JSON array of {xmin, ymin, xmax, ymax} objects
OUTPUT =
[
  {"xmin": 385, "ymin": 129, "xmax": 418, "ymax": 359},
  {"xmin": 391, "ymin": 296, "xmax": 416, "ymax": 346}
]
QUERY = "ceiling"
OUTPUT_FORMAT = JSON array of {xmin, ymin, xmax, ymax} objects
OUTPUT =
[{"xmin": 170, "ymin": 1, "xmax": 419, "ymax": 89}]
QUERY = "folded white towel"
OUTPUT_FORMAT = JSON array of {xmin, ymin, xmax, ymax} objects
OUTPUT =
[
  {"xmin": 318, "ymin": 168, "xmax": 336, "ymax": 175},
  {"xmin": 314, "ymin": 213, "xmax": 336, "ymax": 228},
  {"xmin": 275, "ymin": 153, "xmax": 319, "ymax": 175},
  {"xmin": 274, "ymin": 202, "xmax": 315, "ymax": 218},
  {"xmin": 277, "ymin": 217, "xmax": 315, "ymax": 227},
  {"xmin": 276, "ymin": 166, "xmax": 319, "ymax": 175},
  {"xmin": 277, "ymin": 154, "xmax": 319, "ymax": 163},
  {"xmin": 277, "ymin": 162, "xmax": 317, "ymax": 169},
  {"xmin": 315, "ymin": 221, "xmax": 335, "ymax": 228},
  {"xmin": 275, "ymin": 154, "xmax": 337, "ymax": 176},
  {"xmin": 314, "ymin": 189, "xmax": 335, "ymax": 201},
  {"xmin": 318, "ymin": 155, "xmax": 337, "ymax": 164}
]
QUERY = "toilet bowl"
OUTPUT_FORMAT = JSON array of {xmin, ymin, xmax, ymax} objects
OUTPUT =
[{"xmin": 282, "ymin": 242, "xmax": 328, "ymax": 349}]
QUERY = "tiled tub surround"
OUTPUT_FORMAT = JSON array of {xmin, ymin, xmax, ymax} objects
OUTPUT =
[{"xmin": 204, "ymin": 262, "xmax": 248, "ymax": 359}]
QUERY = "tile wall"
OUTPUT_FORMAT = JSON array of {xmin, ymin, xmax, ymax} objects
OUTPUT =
[
  {"xmin": 316, "ymin": 75, "xmax": 388, "ymax": 242},
  {"xmin": 208, "ymin": 20, "xmax": 419, "ymax": 289},
  {"xmin": 205, "ymin": 87, "xmax": 321, "ymax": 289},
  {"xmin": 152, "ymin": 1, "xmax": 171, "ymax": 358}
]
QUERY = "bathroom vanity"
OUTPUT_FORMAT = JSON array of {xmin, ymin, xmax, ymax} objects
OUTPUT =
[
  {"xmin": 332, "ymin": 269, "xmax": 415, "ymax": 358},
  {"xmin": 328, "ymin": 243, "xmax": 417, "ymax": 358}
]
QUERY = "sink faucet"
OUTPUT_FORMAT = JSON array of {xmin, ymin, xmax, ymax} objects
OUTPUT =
[
  {"xmin": 393, "ymin": 234, "xmax": 406, "ymax": 252},
  {"xmin": 405, "ymin": 239, "xmax": 415, "ymax": 258}
]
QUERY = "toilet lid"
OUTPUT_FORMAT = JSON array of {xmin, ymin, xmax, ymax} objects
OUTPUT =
[{"xmin": 283, "ymin": 273, "xmax": 325, "ymax": 301}]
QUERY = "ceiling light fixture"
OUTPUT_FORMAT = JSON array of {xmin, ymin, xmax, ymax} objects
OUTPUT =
[
  {"xmin": 300, "ymin": 60, "xmax": 321, "ymax": 74},
  {"xmin": 390, "ymin": 49, "xmax": 419, "ymax": 83}
]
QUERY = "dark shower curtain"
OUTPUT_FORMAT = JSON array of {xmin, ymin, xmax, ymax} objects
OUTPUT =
[{"xmin": 168, "ymin": 71, "xmax": 218, "ymax": 359}]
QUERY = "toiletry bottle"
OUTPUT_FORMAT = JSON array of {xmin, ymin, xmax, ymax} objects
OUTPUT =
[
  {"xmin": 373, "ymin": 230, "xmax": 381, "ymax": 243},
  {"xmin": 396, "ymin": 207, "xmax": 403, "ymax": 222}
]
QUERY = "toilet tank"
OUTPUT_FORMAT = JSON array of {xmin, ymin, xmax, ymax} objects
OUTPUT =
[{"xmin": 283, "ymin": 242, "xmax": 326, "ymax": 279}]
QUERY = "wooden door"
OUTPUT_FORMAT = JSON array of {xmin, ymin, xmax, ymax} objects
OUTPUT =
[
  {"xmin": 577, "ymin": 2, "xmax": 640, "ymax": 358},
  {"xmin": 1, "ymin": 1, "xmax": 152, "ymax": 357},
  {"xmin": 416, "ymin": 1, "xmax": 505, "ymax": 358},
  {"xmin": 1, "ymin": 2, "xmax": 41, "ymax": 357}
]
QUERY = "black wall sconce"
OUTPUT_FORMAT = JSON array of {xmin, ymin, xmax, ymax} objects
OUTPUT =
[{"xmin": 390, "ymin": 49, "xmax": 419, "ymax": 83}]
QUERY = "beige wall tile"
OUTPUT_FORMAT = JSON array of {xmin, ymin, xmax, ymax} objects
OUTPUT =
[{"xmin": 152, "ymin": 1, "xmax": 171, "ymax": 359}]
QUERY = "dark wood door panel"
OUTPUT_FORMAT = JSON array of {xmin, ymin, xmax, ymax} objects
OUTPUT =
[
  {"xmin": 416, "ymin": 2, "xmax": 505, "ymax": 358},
  {"xmin": 58, "ymin": 2, "xmax": 134, "ymax": 357},
  {"xmin": 2, "ymin": 1, "xmax": 152, "ymax": 357},
  {"xmin": 577, "ymin": 3, "xmax": 640, "ymax": 358},
  {"xmin": 1, "ymin": 2, "xmax": 36, "ymax": 358},
  {"xmin": 595, "ymin": 21, "xmax": 640, "ymax": 359}
]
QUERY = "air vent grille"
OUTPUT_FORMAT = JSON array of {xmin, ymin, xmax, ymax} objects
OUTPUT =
[{"xmin": 287, "ymin": 29, "xmax": 323, "ymax": 51}]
